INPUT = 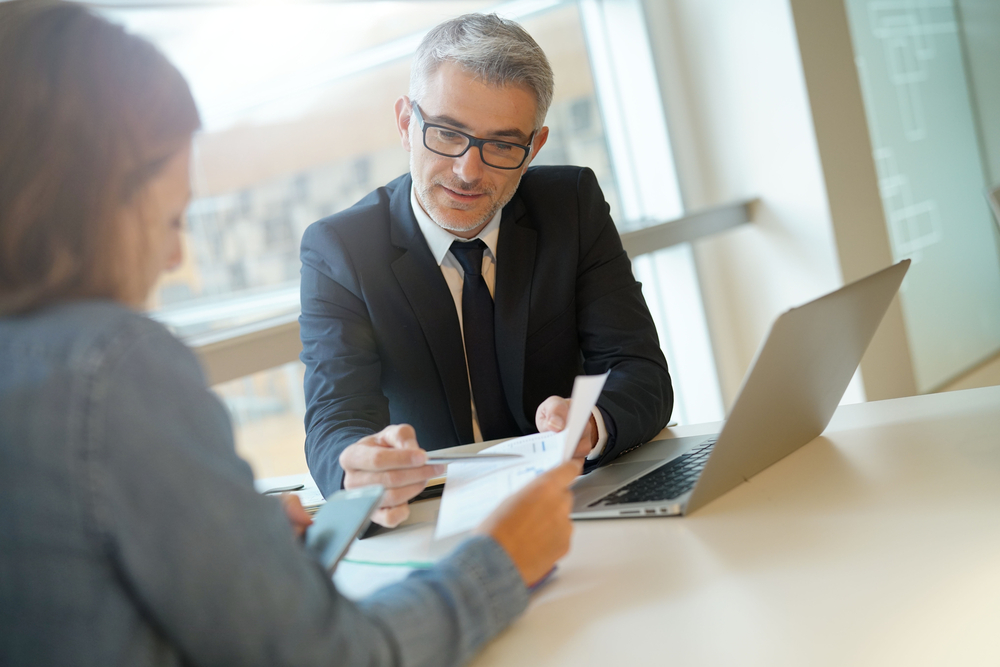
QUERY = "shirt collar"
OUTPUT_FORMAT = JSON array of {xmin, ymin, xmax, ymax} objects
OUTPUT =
[{"xmin": 410, "ymin": 183, "xmax": 501, "ymax": 266}]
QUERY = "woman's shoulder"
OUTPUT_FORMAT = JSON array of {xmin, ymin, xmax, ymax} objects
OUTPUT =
[{"xmin": 1, "ymin": 300, "xmax": 198, "ymax": 382}]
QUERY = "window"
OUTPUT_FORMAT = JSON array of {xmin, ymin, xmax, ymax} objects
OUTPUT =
[
  {"xmin": 100, "ymin": 0, "xmax": 723, "ymax": 475},
  {"xmin": 102, "ymin": 1, "xmax": 620, "ymax": 332}
]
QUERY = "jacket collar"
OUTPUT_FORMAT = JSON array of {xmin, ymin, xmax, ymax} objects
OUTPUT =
[{"xmin": 388, "ymin": 175, "xmax": 474, "ymax": 443}]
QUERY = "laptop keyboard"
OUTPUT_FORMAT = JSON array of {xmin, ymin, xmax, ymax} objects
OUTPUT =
[{"xmin": 591, "ymin": 438, "xmax": 718, "ymax": 507}]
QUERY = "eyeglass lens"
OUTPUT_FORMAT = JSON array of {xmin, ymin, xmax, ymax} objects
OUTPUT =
[{"xmin": 423, "ymin": 127, "xmax": 528, "ymax": 169}]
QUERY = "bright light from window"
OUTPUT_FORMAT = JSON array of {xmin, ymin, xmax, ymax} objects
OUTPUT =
[{"xmin": 98, "ymin": 1, "xmax": 563, "ymax": 131}]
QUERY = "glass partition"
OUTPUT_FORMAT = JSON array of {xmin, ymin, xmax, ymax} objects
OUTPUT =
[{"xmin": 845, "ymin": 0, "xmax": 1000, "ymax": 392}]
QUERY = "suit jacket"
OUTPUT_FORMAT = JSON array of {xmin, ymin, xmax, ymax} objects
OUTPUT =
[{"xmin": 300, "ymin": 165, "xmax": 673, "ymax": 495}]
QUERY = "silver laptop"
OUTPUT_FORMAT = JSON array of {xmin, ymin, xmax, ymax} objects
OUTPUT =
[{"xmin": 571, "ymin": 260, "xmax": 910, "ymax": 518}]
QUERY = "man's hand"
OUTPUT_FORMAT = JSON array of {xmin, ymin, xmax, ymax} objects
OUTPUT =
[
  {"xmin": 339, "ymin": 424, "xmax": 446, "ymax": 528},
  {"xmin": 535, "ymin": 396, "xmax": 598, "ymax": 459},
  {"xmin": 475, "ymin": 458, "xmax": 583, "ymax": 587}
]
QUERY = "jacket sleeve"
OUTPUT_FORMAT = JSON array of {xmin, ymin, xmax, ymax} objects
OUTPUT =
[
  {"xmin": 573, "ymin": 167, "xmax": 674, "ymax": 463},
  {"xmin": 90, "ymin": 321, "xmax": 528, "ymax": 667},
  {"xmin": 299, "ymin": 221, "xmax": 389, "ymax": 495}
]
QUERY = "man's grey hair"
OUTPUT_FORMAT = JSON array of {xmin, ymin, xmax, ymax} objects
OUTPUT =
[{"xmin": 410, "ymin": 13, "xmax": 554, "ymax": 130}]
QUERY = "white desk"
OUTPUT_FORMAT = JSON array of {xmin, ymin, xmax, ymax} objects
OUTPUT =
[{"xmin": 334, "ymin": 385, "xmax": 1000, "ymax": 666}]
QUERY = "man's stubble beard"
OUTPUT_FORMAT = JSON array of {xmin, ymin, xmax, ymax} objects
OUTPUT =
[{"xmin": 411, "ymin": 152, "xmax": 524, "ymax": 235}]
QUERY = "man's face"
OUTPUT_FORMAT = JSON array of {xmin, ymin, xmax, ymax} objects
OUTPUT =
[{"xmin": 395, "ymin": 60, "xmax": 549, "ymax": 238}]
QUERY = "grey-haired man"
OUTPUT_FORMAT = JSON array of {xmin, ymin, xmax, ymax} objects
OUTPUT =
[{"xmin": 300, "ymin": 13, "xmax": 673, "ymax": 527}]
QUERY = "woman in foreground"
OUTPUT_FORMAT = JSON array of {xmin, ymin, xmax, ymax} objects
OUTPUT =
[{"xmin": 0, "ymin": 2, "xmax": 580, "ymax": 665}]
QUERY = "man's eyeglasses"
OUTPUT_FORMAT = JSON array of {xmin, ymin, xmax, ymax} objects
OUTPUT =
[{"xmin": 411, "ymin": 102, "xmax": 534, "ymax": 170}]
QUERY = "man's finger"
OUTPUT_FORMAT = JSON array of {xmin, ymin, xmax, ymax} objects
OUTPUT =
[
  {"xmin": 344, "ymin": 464, "xmax": 443, "ymax": 490},
  {"xmin": 379, "ymin": 480, "xmax": 431, "ymax": 508},
  {"xmin": 373, "ymin": 423, "xmax": 420, "ymax": 449},
  {"xmin": 340, "ymin": 442, "xmax": 427, "ymax": 472},
  {"xmin": 536, "ymin": 396, "xmax": 569, "ymax": 432},
  {"xmin": 373, "ymin": 504, "xmax": 410, "ymax": 528}
]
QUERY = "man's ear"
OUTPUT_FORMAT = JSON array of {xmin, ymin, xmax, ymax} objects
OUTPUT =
[
  {"xmin": 394, "ymin": 96, "xmax": 413, "ymax": 152},
  {"xmin": 525, "ymin": 125, "xmax": 549, "ymax": 168}
]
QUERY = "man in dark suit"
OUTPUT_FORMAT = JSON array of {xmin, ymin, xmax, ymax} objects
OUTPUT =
[{"xmin": 300, "ymin": 13, "xmax": 673, "ymax": 527}]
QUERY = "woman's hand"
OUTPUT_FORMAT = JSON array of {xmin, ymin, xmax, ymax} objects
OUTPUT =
[
  {"xmin": 280, "ymin": 493, "xmax": 313, "ymax": 539},
  {"xmin": 475, "ymin": 458, "xmax": 583, "ymax": 587}
]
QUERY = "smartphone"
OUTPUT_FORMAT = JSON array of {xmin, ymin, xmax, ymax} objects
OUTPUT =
[{"xmin": 304, "ymin": 484, "xmax": 384, "ymax": 573}]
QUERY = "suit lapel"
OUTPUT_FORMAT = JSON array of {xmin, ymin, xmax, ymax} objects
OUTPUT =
[
  {"xmin": 388, "ymin": 177, "xmax": 474, "ymax": 444},
  {"xmin": 494, "ymin": 195, "xmax": 536, "ymax": 431}
]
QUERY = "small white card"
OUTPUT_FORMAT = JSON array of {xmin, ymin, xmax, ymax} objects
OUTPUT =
[{"xmin": 434, "ymin": 372, "xmax": 609, "ymax": 539}]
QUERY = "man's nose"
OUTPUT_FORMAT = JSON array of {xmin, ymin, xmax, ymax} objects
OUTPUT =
[{"xmin": 453, "ymin": 145, "xmax": 486, "ymax": 183}]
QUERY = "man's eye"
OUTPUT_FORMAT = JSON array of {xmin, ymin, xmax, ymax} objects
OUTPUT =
[
  {"xmin": 437, "ymin": 130, "xmax": 464, "ymax": 142},
  {"xmin": 489, "ymin": 142, "xmax": 514, "ymax": 154}
]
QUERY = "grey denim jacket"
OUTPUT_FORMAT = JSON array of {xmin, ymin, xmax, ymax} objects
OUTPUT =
[{"xmin": 0, "ymin": 301, "xmax": 528, "ymax": 666}]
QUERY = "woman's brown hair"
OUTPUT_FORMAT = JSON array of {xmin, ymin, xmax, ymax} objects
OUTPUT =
[{"xmin": 0, "ymin": 0, "xmax": 200, "ymax": 314}]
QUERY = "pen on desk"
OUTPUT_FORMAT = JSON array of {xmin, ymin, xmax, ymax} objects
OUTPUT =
[{"xmin": 262, "ymin": 483, "xmax": 305, "ymax": 495}]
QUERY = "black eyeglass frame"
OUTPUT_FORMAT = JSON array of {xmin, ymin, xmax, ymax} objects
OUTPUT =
[{"xmin": 410, "ymin": 101, "xmax": 535, "ymax": 170}]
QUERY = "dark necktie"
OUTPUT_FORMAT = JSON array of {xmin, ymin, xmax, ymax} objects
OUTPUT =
[{"xmin": 450, "ymin": 239, "xmax": 519, "ymax": 440}]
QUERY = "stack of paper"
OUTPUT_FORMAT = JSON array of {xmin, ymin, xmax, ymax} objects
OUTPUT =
[
  {"xmin": 434, "ymin": 373, "xmax": 609, "ymax": 539},
  {"xmin": 254, "ymin": 474, "xmax": 326, "ymax": 515}
]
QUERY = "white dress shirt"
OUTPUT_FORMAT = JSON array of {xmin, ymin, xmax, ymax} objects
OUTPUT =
[{"xmin": 409, "ymin": 185, "xmax": 608, "ymax": 458}]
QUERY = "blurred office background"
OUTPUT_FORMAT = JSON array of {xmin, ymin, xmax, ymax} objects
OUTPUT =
[{"xmin": 82, "ymin": 0, "xmax": 1000, "ymax": 479}]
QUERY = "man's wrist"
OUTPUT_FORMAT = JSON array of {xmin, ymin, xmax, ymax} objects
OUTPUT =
[{"xmin": 586, "ymin": 406, "xmax": 609, "ymax": 460}]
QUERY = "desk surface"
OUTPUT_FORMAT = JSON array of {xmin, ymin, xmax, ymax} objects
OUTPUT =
[{"xmin": 332, "ymin": 386, "xmax": 1000, "ymax": 666}]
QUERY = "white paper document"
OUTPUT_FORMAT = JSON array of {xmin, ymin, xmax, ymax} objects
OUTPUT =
[{"xmin": 434, "ymin": 372, "xmax": 609, "ymax": 539}]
